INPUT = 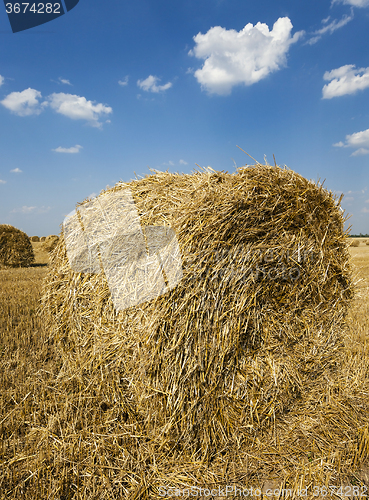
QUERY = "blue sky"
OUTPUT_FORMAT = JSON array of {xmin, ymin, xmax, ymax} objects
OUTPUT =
[{"xmin": 0, "ymin": 0, "xmax": 368, "ymax": 236}]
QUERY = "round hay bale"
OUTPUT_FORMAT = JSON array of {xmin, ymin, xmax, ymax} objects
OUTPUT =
[
  {"xmin": 30, "ymin": 236, "xmax": 40, "ymax": 242},
  {"xmin": 366, "ymin": 241, "xmax": 369, "ymax": 246},
  {"xmin": 41, "ymin": 164, "xmax": 353, "ymax": 456},
  {"xmin": 0, "ymin": 224, "xmax": 35, "ymax": 268},
  {"xmin": 42, "ymin": 234, "xmax": 59, "ymax": 253},
  {"xmin": 40, "ymin": 236, "xmax": 46, "ymax": 242},
  {"xmin": 349, "ymin": 239, "xmax": 360, "ymax": 247}
]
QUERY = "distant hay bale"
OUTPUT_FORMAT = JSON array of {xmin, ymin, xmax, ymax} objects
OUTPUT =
[
  {"xmin": 42, "ymin": 235, "xmax": 59, "ymax": 253},
  {"xmin": 0, "ymin": 224, "xmax": 35, "ymax": 268},
  {"xmin": 366, "ymin": 241, "xmax": 369, "ymax": 246},
  {"xmin": 350, "ymin": 239, "xmax": 360, "ymax": 247},
  {"xmin": 30, "ymin": 236, "xmax": 40, "ymax": 242},
  {"xmin": 40, "ymin": 236, "xmax": 46, "ymax": 242},
  {"xmin": 41, "ymin": 164, "xmax": 353, "ymax": 457}
]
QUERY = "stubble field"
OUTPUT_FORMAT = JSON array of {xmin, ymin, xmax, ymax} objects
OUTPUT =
[{"xmin": 0, "ymin": 239, "xmax": 368, "ymax": 499}]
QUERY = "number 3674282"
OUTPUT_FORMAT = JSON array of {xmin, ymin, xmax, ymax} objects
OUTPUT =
[{"xmin": 5, "ymin": 3, "xmax": 61, "ymax": 14}]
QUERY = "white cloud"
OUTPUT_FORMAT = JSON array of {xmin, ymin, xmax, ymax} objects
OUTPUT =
[
  {"xmin": 351, "ymin": 147, "xmax": 369, "ymax": 156},
  {"xmin": 47, "ymin": 93, "xmax": 112, "ymax": 128},
  {"xmin": 333, "ymin": 128, "xmax": 369, "ymax": 155},
  {"xmin": 0, "ymin": 179, "xmax": 6, "ymax": 184},
  {"xmin": 322, "ymin": 65, "xmax": 369, "ymax": 98},
  {"xmin": 118, "ymin": 76, "xmax": 129, "ymax": 86},
  {"xmin": 306, "ymin": 12, "xmax": 353, "ymax": 45},
  {"xmin": 0, "ymin": 75, "xmax": 4, "ymax": 87},
  {"xmin": 10, "ymin": 168, "xmax": 22, "ymax": 173},
  {"xmin": 189, "ymin": 18, "xmax": 304, "ymax": 95},
  {"xmin": 137, "ymin": 75, "xmax": 172, "ymax": 93},
  {"xmin": 11, "ymin": 205, "xmax": 51, "ymax": 214},
  {"xmin": 362, "ymin": 207, "xmax": 369, "ymax": 213},
  {"xmin": 52, "ymin": 144, "xmax": 83, "ymax": 153},
  {"xmin": 51, "ymin": 77, "xmax": 72, "ymax": 85},
  {"xmin": 0, "ymin": 88, "xmax": 45, "ymax": 116},
  {"xmin": 11, "ymin": 206, "xmax": 36, "ymax": 214},
  {"xmin": 179, "ymin": 159, "xmax": 188, "ymax": 165},
  {"xmin": 365, "ymin": 199, "xmax": 369, "ymax": 203},
  {"xmin": 332, "ymin": 0, "xmax": 369, "ymax": 7},
  {"xmin": 59, "ymin": 77, "xmax": 71, "ymax": 85}
]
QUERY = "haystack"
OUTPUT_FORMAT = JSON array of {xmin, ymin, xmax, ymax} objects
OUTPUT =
[
  {"xmin": 42, "ymin": 234, "xmax": 59, "ymax": 252},
  {"xmin": 40, "ymin": 236, "xmax": 46, "ymax": 242},
  {"xmin": 41, "ymin": 164, "xmax": 353, "ymax": 457},
  {"xmin": 0, "ymin": 224, "xmax": 35, "ymax": 268},
  {"xmin": 30, "ymin": 236, "xmax": 40, "ymax": 242}
]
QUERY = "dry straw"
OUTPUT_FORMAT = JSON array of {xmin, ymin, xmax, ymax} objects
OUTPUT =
[
  {"xmin": 0, "ymin": 224, "xmax": 35, "ymax": 268},
  {"xmin": 42, "ymin": 234, "xmax": 59, "ymax": 253},
  {"xmin": 30, "ymin": 236, "xmax": 40, "ymax": 242},
  {"xmin": 40, "ymin": 236, "xmax": 46, "ymax": 242},
  {"xmin": 42, "ymin": 163, "xmax": 354, "ymax": 461}
]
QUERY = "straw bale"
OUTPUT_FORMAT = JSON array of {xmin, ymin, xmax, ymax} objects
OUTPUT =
[
  {"xmin": 0, "ymin": 224, "xmax": 35, "ymax": 268},
  {"xmin": 40, "ymin": 236, "xmax": 46, "ymax": 242},
  {"xmin": 350, "ymin": 239, "xmax": 360, "ymax": 247},
  {"xmin": 30, "ymin": 235, "xmax": 40, "ymax": 242},
  {"xmin": 42, "ymin": 234, "xmax": 59, "ymax": 252},
  {"xmin": 41, "ymin": 164, "xmax": 353, "ymax": 457}
]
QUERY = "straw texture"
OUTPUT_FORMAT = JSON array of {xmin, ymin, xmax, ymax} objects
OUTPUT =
[
  {"xmin": 0, "ymin": 224, "xmax": 35, "ymax": 268},
  {"xmin": 42, "ymin": 235, "xmax": 59, "ymax": 252},
  {"xmin": 41, "ymin": 164, "xmax": 354, "ymax": 459}
]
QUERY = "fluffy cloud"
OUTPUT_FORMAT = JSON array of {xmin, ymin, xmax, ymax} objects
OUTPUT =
[
  {"xmin": 0, "ymin": 75, "xmax": 4, "ymax": 87},
  {"xmin": 322, "ymin": 65, "xmax": 369, "ymax": 98},
  {"xmin": 52, "ymin": 144, "xmax": 83, "ymax": 153},
  {"xmin": 306, "ymin": 12, "xmax": 353, "ymax": 45},
  {"xmin": 1, "ymin": 89, "xmax": 112, "ymax": 128},
  {"xmin": 137, "ymin": 75, "xmax": 172, "ymax": 93},
  {"xmin": 179, "ymin": 159, "xmax": 188, "ymax": 165},
  {"xmin": 0, "ymin": 179, "xmax": 6, "ymax": 184},
  {"xmin": 333, "ymin": 128, "xmax": 369, "ymax": 155},
  {"xmin": 118, "ymin": 76, "xmax": 129, "ymax": 86},
  {"xmin": 332, "ymin": 0, "xmax": 369, "ymax": 7},
  {"xmin": 10, "ymin": 168, "xmax": 22, "ymax": 173},
  {"xmin": 0, "ymin": 88, "xmax": 45, "ymax": 116},
  {"xmin": 189, "ymin": 17, "xmax": 304, "ymax": 95},
  {"xmin": 47, "ymin": 93, "xmax": 112, "ymax": 127}
]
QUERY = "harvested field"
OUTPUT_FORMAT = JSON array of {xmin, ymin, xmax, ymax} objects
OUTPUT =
[{"xmin": 0, "ymin": 166, "xmax": 368, "ymax": 499}]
